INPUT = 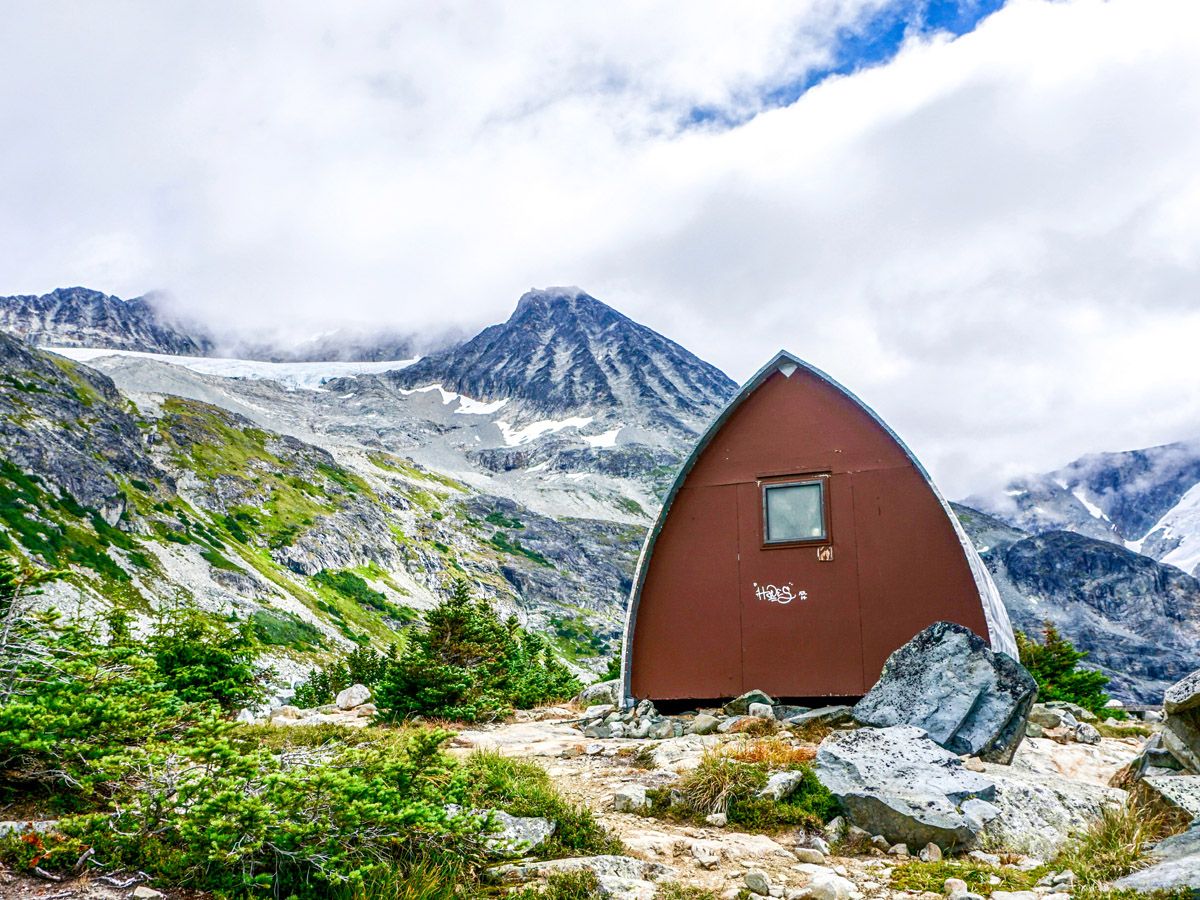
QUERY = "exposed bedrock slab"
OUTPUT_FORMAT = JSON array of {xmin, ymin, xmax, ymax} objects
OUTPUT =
[{"xmin": 814, "ymin": 724, "xmax": 999, "ymax": 848}]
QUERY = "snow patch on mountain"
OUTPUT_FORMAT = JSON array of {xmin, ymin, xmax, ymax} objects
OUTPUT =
[
  {"xmin": 497, "ymin": 416, "xmax": 594, "ymax": 446},
  {"xmin": 1071, "ymin": 489, "xmax": 1108, "ymax": 521},
  {"xmin": 51, "ymin": 347, "xmax": 417, "ymax": 391},
  {"xmin": 1144, "ymin": 482, "xmax": 1200, "ymax": 577},
  {"xmin": 582, "ymin": 427, "xmax": 622, "ymax": 449}
]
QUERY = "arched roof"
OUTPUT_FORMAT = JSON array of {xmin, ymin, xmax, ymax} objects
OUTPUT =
[{"xmin": 620, "ymin": 350, "xmax": 1017, "ymax": 706}]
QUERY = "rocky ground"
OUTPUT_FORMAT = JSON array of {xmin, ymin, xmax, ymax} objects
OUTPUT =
[
  {"xmin": 0, "ymin": 705, "xmax": 1146, "ymax": 900},
  {"xmin": 448, "ymin": 708, "xmax": 1145, "ymax": 900}
]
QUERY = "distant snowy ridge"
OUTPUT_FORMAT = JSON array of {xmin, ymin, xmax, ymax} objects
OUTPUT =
[
  {"xmin": 50, "ymin": 347, "xmax": 418, "ymax": 392},
  {"xmin": 967, "ymin": 438, "xmax": 1200, "ymax": 576}
]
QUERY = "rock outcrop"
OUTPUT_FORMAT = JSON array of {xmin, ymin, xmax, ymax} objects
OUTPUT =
[
  {"xmin": 1113, "ymin": 827, "xmax": 1200, "ymax": 893},
  {"xmin": 852, "ymin": 621, "xmax": 1037, "ymax": 764},
  {"xmin": 814, "ymin": 725, "xmax": 1000, "ymax": 847},
  {"xmin": 1162, "ymin": 669, "xmax": 1200, "ymax": 772}
]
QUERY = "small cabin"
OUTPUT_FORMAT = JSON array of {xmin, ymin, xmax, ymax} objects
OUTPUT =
[{"xmin": 621, "ymin": 350, "xmax": 1015, "ymax": 706}]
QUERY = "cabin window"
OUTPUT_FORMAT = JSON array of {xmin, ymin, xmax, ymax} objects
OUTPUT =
[{"xmin": 763, "ymin": 480, "xmax": 826, "ymax": 543}]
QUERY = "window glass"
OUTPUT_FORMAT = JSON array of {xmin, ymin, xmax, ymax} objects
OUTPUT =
[{"xmin": 764, "ymin": 481, "xmax": 825, "ymax": 543}]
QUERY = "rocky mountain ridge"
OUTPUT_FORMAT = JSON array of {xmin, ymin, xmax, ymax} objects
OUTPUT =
[
  {"xmin": 965, "ymin": 440, "xmax": 1200, "ymax": 577},
  {"xmin": 0, "ymin": 286, "xmax": 428, "ymax": 362},
  {"xmin": 0, "ymin": 331, "xmax": 639, "ymax": 681},
  {"xmin": 952, "ymin": 503, "xmax": 1200, "ymax": 702},
  {"xmin": 0, "ymin": 286, "xmax": 212, "ymax": 356},
  {"xmin": 387, "ymin": 287, "xmax": 737, "ymax": 433}
]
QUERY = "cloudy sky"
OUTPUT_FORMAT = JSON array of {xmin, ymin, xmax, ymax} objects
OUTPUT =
[{"xmin": 2, "ymin": 0, "xmax": 1198, "ymax": 496}]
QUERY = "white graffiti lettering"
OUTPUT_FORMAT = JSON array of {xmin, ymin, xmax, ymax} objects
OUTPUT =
[{"xmin": 752, "ymin": 582, "xmax": 808, "ymax": 604}]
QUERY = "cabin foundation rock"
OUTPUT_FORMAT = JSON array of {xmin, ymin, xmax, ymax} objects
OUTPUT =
[{"xmin": 851, "ymin": 621, "xmax": 1037, "ymax": 764}]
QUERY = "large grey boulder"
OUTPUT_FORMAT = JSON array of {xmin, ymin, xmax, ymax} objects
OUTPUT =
[
  {"xmin": 853, "ymin": 621, "xmax": 1037, "ymax": 764},
  {"xmin": 980, "ymin": 764, "xmax": 1127, "ymax": 857},
  {"xmin": 1162, "ymin": 670, "xmax": 1200, "ymax": 772},
  {"xmin": 1113, "ymin": 826, "xmax": 1200, "ymax": 892},
  {"xmin": 578, "ymin": 679, "xmax": 620, "ymax": 707},
  {"xmin": 814, "ymin": 725, "xmax": 1000, "ymax": 847}
]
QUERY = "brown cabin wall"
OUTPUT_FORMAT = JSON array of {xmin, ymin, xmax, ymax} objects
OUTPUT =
[{"xmin": 629, "ymin": 368, "xmax": 990, "ymax": 701}]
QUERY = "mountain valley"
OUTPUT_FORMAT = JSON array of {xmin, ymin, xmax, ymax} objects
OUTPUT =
[{"xmin": 2, "ymin": 285, "xmax": 1198, "ymax": 702}]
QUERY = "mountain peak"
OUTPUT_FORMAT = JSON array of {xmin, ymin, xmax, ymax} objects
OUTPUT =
[{"xmin": 389, "ymin": 287, "xmax": 736, "ymax": 432}]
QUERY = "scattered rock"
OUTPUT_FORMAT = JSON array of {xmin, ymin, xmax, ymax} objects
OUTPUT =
[
  {"xmin": 870, "ymin": 834, "xmax": 890, "ymax": 851},
  {"xmin": 852, "ymin": 621, "xmax": 1038, "ymax": 764},
  {"xmin": 335, "ymin": 683, "xmax": 371, "ymax": 710},
  {"xmin": 579, "ymin": 679, "xmax": 620, "ymax": 706},
  {"xmin": 582, "ymin": 703, "xmax": 616, "ymax": 721},
  {"xmin": 815, "ymin": 724, "xmax": 999, "ymax": 847},
  {"xmin": 981, "ymin": 749, "xmax": 1129, "ymax": 857},
  {"xmin": 746, "ymin": 869, "xmax": 772, "ymax": 895},
  {"xmin": 785, "ymin": 706, "xmax": 854, "ymax": 728},
  {"xmin": 1163, "ymin": 669, "xmax": 1200, "ymax": 772},
  {"xmin": 235, "ymin": 707, "xmax": 257, "ymax": 724},
  {"xmin": 794, "ymin": 847, "xmax": 826, "ymax": 864},
  {"xmin": 1045, "ymin": 700, "xmax": 1097, "ymax": 722},
  {"xmin": 132, "ymin": 888, "xmax": 165, "ymax": 900},
  {"xmin": 775, "ymin": 704, "xmax": 811, "ymax": 720},
  {"xmin": 796, "ymin": 872, "xmax": 855, "ymax": 900},
  {"xmin": 725, "ymin": 689, "xmax": 776, "ymax": 716},
  {"xmin": 687, "ymin": 714, "xmax": 720, "ymax": 735},
  {"xmin": 944, "ymin": 877, "xmax": 968, "ymax": 896},
  {"xmin": 705, "ymin": 812, "xmax": 728, "ymax": 827},
  {"xmin": 489, "ymin": 854, "xmax": 671, "ymax": 885},
  {"xmin": 748, "ymin": 702, "xmax": 776, "ymax": 720},
  {"xmin": 1074, "ymin": 722, "xmax": 1101, "ymax": 745},
  {"xmin": 1028, "ymin": 705, "xmax": 1063, "ymax": 729},
  {"xmin": 446, "ymin": 805, "xmax": 556, "ymax": 856},
  {"xmin": 1138, "ymin": 775, "xmax": 1200, "ymax": 822},
  {"xmin": 584, "ymin": 723, "xmax": 613, "ymax": 739},
  {"xmin": 690, "ymin": 840, "xmax": 722, "ymax": 869},
  {"xmin": 486, "ymin": 811, "xmax": 556, "ymax": 856},
  {"xmin": 760, "ymin": 771, "xmax": 806, "ymax": 801},
  {"xmin": 613, "ymin": 784, "xmax": 651, "ymax": 813},
  {"xmin": 888, "ymin": 842, "xmax": 909, "ymax": 856}
]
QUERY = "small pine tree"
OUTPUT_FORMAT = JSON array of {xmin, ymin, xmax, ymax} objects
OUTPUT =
[
  {"xmin": 148, "ymin": 605, "xmax": 273, "ymax": 711},
  {"xmin": 1016, "ymin": 621, "xmax": 1111, "ymax": 715},
  {"xmin": 375, "ymin": 579, "xmax": 581, "ymax": 723}
]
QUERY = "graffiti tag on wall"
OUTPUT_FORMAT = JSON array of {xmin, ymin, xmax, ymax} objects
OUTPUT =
[{"xmin": 753, "ymin": 582, "xmax": 808, "ymax": 604}]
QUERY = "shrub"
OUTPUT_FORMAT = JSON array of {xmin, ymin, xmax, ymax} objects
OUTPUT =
[
  {"xmin": 464, "ymin": 751, "xmax": 622, "ymax": 858},
  {"xmin": 0, "ymin": 611, "xmax": 199, "ymax": 802},
  {"xmin": 148, "ymin": 604, "xmax": 273, "ymax": 712},
  {"xmin": 1016, "ymin": 622, "xmax": 1112, "ymax": 715},
  {"xmin": 726, "ymin": 736, "xmax": 817, "ymax": 767},
  {"xmin": 250, "ymin": 608, "xmax": 325, "ymax": 651},
  {"xmin": 6, "ymin": 724, "xmax": 489, "ymax": 898},
  {"xmin": 602, "ymin": 653, "xmax": 622, "ymax": 681},
  {"xmin": 1053, "ymin": 800, "xmax": 1176, "ymax": 887},
  {"xmin": 649, "ymin": 750, "xmax": 839, "ymax": 833},
  {"xmin": 375, "ymin": 580, "xmax": 580, "ymax": 723}
]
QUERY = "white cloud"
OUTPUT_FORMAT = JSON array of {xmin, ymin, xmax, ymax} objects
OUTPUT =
[{"xmin": 1, "ymin": 0, "xmax": 1199, "ymax": 496}]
